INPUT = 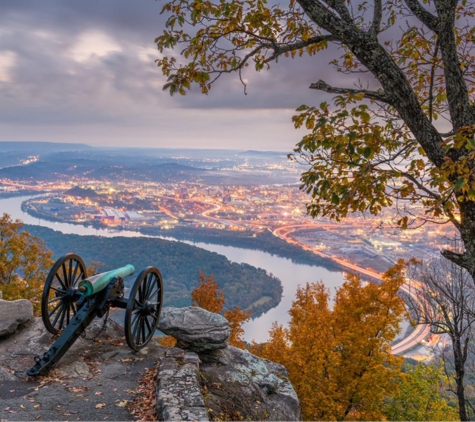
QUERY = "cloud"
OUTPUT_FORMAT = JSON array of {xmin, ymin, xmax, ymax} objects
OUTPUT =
[
  {"xmin": 0, "ymin": 50, "xmax": 16, "ymax": 82},
  {"xmin": 0, "ymin": 0, "xmax": 336, "ymax": 150},
  {"xmin": 70, "ymin": 31, "xmax": 122, "ymax": 63}
]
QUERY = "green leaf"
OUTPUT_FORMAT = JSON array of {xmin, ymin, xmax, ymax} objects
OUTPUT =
[
  {"xmin": 454, "ymin": 178, "xmax": 466, "ymax": 192},
  {"xmin": 363, "ymin": 147, "xmax": 372, "ymax": 159}
]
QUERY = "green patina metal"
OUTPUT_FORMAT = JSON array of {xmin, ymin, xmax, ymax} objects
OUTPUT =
[{"xmin": 78, "ymin": 264, "xmax": 135, "ymax": 296}]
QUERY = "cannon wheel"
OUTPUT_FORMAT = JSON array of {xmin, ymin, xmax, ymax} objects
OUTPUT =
[
  {"xmin": 41, "ymin": 254, "xmax": 87, "ymax": 335},
  {"xmin": 125, "ymin": 267, "xmax": 163, "ymax": 351}
]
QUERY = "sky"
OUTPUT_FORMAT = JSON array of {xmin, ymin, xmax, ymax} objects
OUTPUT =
[{"xmin": 0, "ymin": 0, "xmax": 337, "ymax": 152}]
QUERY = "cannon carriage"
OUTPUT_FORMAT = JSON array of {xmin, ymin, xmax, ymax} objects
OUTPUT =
[{"xmin": 27, "ymin": 253, "xmax": 163, "ymax": 377}]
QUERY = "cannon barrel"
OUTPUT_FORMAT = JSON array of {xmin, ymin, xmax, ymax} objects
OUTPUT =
[{"xmin": 78, "ymin": 264, "xmax": 135, "ymax": 296}]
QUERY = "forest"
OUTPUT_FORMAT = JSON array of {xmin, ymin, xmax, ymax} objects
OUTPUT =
[
  {"xmin": 141, "ymin": 226, "xmax": 343, "ymax": 272},
  {"xmin": 23, "ymin": 225, "xmax": 282, "ymax": 313}
]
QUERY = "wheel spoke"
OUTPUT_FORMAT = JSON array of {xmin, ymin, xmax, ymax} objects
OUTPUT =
[
  {"xmin": 48, "ymin": 296, "xmax": 62, "ymax": 304},
  {"xmin": 52, "ymin": 304, "xmax": 65, "ymax": 327},
  {"xmin": 48, "ymin": 300, "xmax": 63, "ymax": 317},
  {"xmin": 68, "ymin": 260, "xmax": 73, "ymax": 288},
  {"xmin": 134, "ymin": 317, "xmax": 142, "ymax": 344},
  {"xmin": 54, "ymin": 273, "xmax": 67, "ymax": 290},
  {"xmin": 145, "ymin": 274, "xmax": 154, "ymax": 298},
  {"xmin": 140, "ymin": 278, "xmax": 147, "ymax": 302},
  {"xmin": 58, "ymin": 303, "xmax": 67, "ymax": 329},
  {"xmin": 130, "ymin": 311, "xmax": 140, "ymax": 329},
  {"xmin": 61, "ymin": 263, "xmax": 68, "ymax": 287},
  {"xmin": 50, "ymin": 286, "xmax": 64, "ymax": 293},
  {"xmin": 148, "ymin": 285, "xmax": 160, "ymax": 299},
  {"xmin": 71, "ymin": 261, "xmax": 80, "ymax": 286},
  {"xmin": 141, "ymin": 319, "xmax": 146, "ymax": 345},
  {"xmin": 71, "ymin": 301, "xmax": 77, "ymax": 316},
  {"xmin": 144, "ymin": 316, "xmax": 152, "ymax": 335}
]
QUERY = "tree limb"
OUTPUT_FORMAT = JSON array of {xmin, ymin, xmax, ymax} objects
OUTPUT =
[
  {"xmin": 309, "ymin": 79, "xmax": 394, "ymax": 104},
  {"xmin": 369, "ymin": 0, "xmax": 382, "ymax": 37},
  {"xmin": 403, "ymin": 0, "xmax": 439, "ymax": 31},
  {"xmin": 441, "ymin": 249, "xmax": 474, "ymax": 274},
  {"xmin": 263, "ymin": 34, "xmax": 338, "ymax": 63}
]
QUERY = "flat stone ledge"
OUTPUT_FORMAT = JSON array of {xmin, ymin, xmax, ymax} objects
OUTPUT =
[{"xmin": 156, "ymin": 348, "xmax": 209, "ymax": 422}]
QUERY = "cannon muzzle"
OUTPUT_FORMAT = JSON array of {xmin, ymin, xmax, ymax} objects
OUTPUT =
[{"xmin": 78, "ymin": 264, "xmax": 135, "ymax": 296}]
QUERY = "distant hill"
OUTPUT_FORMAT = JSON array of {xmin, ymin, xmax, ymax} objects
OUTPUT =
[
  {"xmin": 0, "ymin": 142, "xmax": 93, "ymax": 152},
  {"xmin": 64, "ymin": 186, "xmax": 99, "ymax": 198},
  {"xmin": 238, "ymin": 150, "xmax": 286, "ymax": 157},
  {"xmin": 0, "ymin": 160, "xmax": 207, "ymax": 183}
]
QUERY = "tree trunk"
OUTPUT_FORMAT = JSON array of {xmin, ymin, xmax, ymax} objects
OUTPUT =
[{"xmin": 453, "ymin": 337, "xmax": 469, "ymax": 421}]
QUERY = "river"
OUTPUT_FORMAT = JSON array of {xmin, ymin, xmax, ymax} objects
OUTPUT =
[{"xmin": 0, "ymin": 195, "xmax": 346, "ymax": 341}]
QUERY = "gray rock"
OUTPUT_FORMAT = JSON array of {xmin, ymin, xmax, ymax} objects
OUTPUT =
[
  {"xmin": 54, "ymin": 360, "xmax": 91, "ymax": 378},
  {"xmin": 199, "ymin": 346, "xmax": 301, "ymax": 421},
  {"xmin": 158, "ymin": 306, "xmax": 231, "ymax": 353},
  {"xmin": 0, "ymin": 365, "xmax": 17, "ymax": 381},
  {"xmin": 0, "ymin": 299, "xmax": 33, "ymax": 337},
  {"xmin": 156, "ymin": 349, "xmax": 209, "ymax": 421}
]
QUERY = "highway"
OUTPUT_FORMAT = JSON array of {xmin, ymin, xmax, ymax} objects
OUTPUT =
[{"xmin": 272, "ymin": 225, "xmax": 432, "ymax": 355}]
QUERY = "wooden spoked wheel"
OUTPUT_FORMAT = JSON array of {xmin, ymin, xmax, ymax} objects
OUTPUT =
[
  {"xmin": 125, "ymin": 267, "xmax": 163, "ymax": 351},
  {"xmin": 41, "ymin": 254, "xmax": 87, "ymax": 335}
]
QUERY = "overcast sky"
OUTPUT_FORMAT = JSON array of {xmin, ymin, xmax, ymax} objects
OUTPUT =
[{"xmin": 0, "ymin": 0, "xmax": 340, "ymax": 151}]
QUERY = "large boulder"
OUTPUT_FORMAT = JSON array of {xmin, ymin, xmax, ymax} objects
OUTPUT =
[
  {"xmin": 158, "ymin": 306, "xmax": 231, "ymax": 353},
  {"xmin": 0, "ymin": 299, "xmax": 33, "ymax": 337},
  {"xmin": 199, "ymin": 346, "xmax": 301, "ymax": 421}
]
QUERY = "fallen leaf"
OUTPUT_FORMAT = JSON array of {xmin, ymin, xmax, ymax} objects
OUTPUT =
[
  {"xmin": 116, "ymin": 400, "xmax": 128, "ymax": 407},
  {"xmin": 95, "ymin": 403, "xmax": 106, "ymax": 409}
]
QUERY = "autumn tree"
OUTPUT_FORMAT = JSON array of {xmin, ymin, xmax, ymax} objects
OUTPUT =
[
  {"xmin": 155, "ymin": 0, "xmax": 475, "ymax": 280},
  {"xmin": 0, "ymin": 213, "xmax": 53, "ymax": 313},
  {"xmin": 383, "ymin": 362, "xmax": 459, "ymax": 421},
  {"xmin": 406, "ymin": 258, "xmax": 475, "ymax": 420},
  {"xmin": 191, "ymin": 270, "xmax": 225, "ymax": 313},
  {"xmin": 254, "ymin": 261, "xmax": 407, "ymax": 420}
]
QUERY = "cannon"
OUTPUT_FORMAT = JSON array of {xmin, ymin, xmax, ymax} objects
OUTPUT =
[{"xmin": 27, "ymin": 253, "xmax": 163, "ymax": 377}]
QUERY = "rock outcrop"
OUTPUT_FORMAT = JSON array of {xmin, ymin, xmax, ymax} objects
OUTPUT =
[
  {"xmin": 157, "ymin": 306, "xmax": 301, "ymax": 421},
  {"xmin": 200, "ymin": 347, "xmax": 300, "ymax": 421},
  {"xmin": 0, "ymin": 298, "xmax": 33, "ymax": 337},
  {"xmin": 158, "ymin": 306, "xmax": 231, "ymax": 353},
  {"xmin": 0, "ymin": 301, "xmax": 301, "ymax": 421}
]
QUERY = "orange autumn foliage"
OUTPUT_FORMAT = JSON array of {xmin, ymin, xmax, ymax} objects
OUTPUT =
[
  {"xmin": 192, "ymin": 270, "xmax": 251, "ymax": 349},
  {"xmin": 191, "ymin": 270, "xmax": 225, "ymax": 314},
  {"xmin": 254, "ymin": 261, "xmax": 408, "ymax": 421},
  {"xmin": 0, "ymin": 213, "xmax": 53, "ymax": 314},
  {"xmin": 224, "ymin": 306, "xmax": 252, "ymax": 349},
  {"xmin": 158, "ymin": 335, "xmax": 177, "ymax": 348}
]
